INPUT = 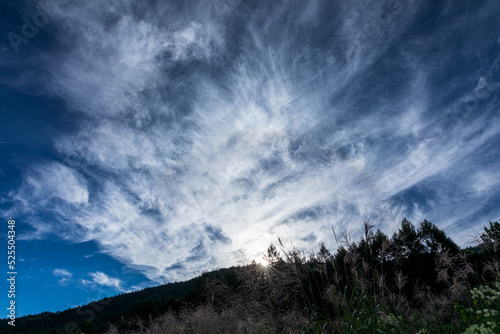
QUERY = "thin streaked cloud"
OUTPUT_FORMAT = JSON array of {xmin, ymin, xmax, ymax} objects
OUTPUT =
[{"xmin": 3, "ymin": 0, "xmax": 500, "ymax": 288}]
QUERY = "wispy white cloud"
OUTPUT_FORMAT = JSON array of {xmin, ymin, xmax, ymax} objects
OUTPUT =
[
  {"xmin": 53, "ymin": 268, "xmax": 73, "ymax": 286},
  {"xmin": 89, "ymin": 272, "xmax": 122, "ymax": 289},
  {"xmin": 53, "ymin": 268, "xmax": 72, "ymax": 277},
  {"xmin": 16, "ymin": 162, "xmax": 88, "ymax": 207},
  {"xmin": 10, "ymin": 162, "xmax": 88, "ymax": 240},
  {"xmin": 81, "ymin": 271, "xmax": 124, "ymax": 291},
  {"xmin": 9, "ymin": 0, "xmax": 500, "ymax": 284}
]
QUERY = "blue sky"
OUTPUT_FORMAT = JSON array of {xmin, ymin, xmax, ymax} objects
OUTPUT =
[{"xmin": 1, "ymin": 0, "xmax": 500, "ymax": 317}]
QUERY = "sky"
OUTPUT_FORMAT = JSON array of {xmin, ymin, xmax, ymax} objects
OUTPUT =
[{"xmin": 1, "ymin": 0, "xmax": 500, "ymax": 317}]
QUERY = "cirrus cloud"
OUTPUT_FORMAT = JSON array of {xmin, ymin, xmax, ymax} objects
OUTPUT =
[{"xmin": 6, "ymin": 0, "xmax": 500, "ymax": 285}]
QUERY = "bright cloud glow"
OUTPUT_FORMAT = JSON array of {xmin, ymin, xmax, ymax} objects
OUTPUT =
[{"xmin": 4, "ymin": 0, "xmax": 500, "ymax": 287}]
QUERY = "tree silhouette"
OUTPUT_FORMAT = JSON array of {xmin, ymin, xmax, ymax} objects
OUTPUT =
[
  {"xmin": 418, "ymin": 220, "xmax": 460, "ymax": 255},
  {"xmin": 481, "ymin": 221, "xmax": 500, "ymax": 245}
]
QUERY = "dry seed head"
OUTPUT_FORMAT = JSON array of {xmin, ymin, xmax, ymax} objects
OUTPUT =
[
  {"xmin": 395, "ymin": 271, "xmax": 408, "ymax": 292},
  {"xmin": 436, "ymin": 249, "xmax": 453, "ymax": 269},
  {"xmin": 483, "ymin": 260, "xmax": 500, "ymax": 276},
  {"xmin": 381, "ymin": 239, "xmax": 390, "ymax": 253}
]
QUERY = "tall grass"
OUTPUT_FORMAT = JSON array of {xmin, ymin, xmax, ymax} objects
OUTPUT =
[{"xmin": 107, "ymin": 220, "xmax": 499, "ymax": 334}]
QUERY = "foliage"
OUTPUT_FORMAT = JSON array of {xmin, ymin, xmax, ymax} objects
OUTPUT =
[
  {"xmin": 1, "ymin": 218, "xmax": 499, "ymax": 334},
  {"xmin": 455, "ymin": 281, "xmax": 500, "ymax": 334},
  {"xmin": 481, "ymin": 221, "xmax": 500, "ymax": 250}
]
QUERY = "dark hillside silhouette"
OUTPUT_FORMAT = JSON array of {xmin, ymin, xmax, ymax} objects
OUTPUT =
[{"xmin": 1, "ymin": 219, "xmax": 498, "ymax": 334}]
